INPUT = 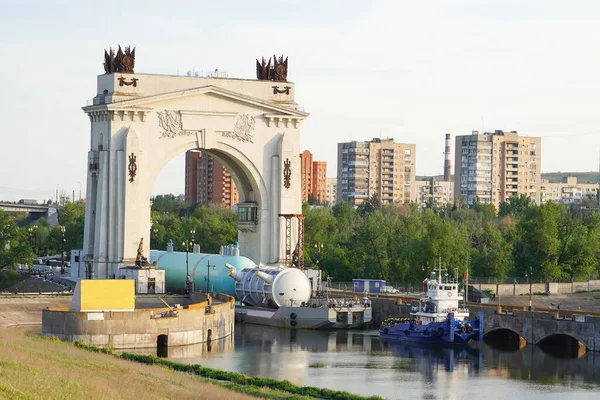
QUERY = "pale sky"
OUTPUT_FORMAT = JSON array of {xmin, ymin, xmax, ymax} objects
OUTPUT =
[{"xmin": 1, "ymin": 0, "xmax": 600, "ymax": 202}]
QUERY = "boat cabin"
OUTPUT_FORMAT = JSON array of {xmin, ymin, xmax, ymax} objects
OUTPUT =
[{"xmin": 412, "ymin": 276, "xmax": 469, "ymax": 324}]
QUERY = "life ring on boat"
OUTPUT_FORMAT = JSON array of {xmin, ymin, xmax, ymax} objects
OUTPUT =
[
  {"xmin": 467, "ymin": 325, "xmax": 473, "ymax": 333},
  {"xmin": 447, "ymin": 292, "xmax": 452, "ymax": 297},
  {"xmin": 383, "ymin": 328, "xmax": 389, "ymax": 334},
  {"xmin": 290, "ymin": 320, "xmax": 297, "ymax": 327},
  {"xmin": 460, "ymin": 325, "xmax": 467, "ymax": 334},
  {"xmin": 290, "ymin": 313, "xmax": 297, "ymax": 320}
]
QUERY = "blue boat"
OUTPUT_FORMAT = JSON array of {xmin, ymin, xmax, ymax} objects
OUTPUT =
[{"xmin": 379, "ymin": 272, "xmax": 483, "ymax": 344}]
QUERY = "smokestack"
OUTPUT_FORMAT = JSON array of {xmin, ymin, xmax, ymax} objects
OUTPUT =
[{"xmin": 444, "ymin": 133, "xmax": 452, "ymax": 181}]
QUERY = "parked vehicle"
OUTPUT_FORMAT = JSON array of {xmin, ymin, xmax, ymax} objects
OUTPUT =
[{"xmin": 381, "ymin": 286, "xmax": 400, "ymax": 294}]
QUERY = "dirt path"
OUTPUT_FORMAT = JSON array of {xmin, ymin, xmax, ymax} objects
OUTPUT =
[{"xmin": 0, "ymin": 296, "xmax": 70, "ymax": 329}]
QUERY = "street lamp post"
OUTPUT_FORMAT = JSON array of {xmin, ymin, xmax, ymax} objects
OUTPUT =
[
  {"xmin": 314, "ymin": 242, "xmax": 323, "ymax": 268},
  {"xmin": 525, "ymin": 266, "xmax": 533, "ymax": 311},
  {"xmin": 28, "ymin": 225, "xmax": 38, "ymax": 256},
  {"xmin": 205, "ymin": 261, "xmax": 216, "ymax": 303},
  {"xmin": 182, "ymin": 229, "xmax": 196, "ymax": 294},
  {"xmin": 60, "ymin": 226, "xmax": 66, "ymax": 274}
]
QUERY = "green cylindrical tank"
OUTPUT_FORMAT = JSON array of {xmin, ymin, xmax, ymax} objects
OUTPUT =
[{"xmin": 149, "ymin": 250, "xmax": 255, "ymax": 295}]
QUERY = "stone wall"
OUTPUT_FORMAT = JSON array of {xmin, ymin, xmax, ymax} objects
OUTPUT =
[{"xmin": 42, "ymin": 294, "xmax": 235, "ymax": 349}]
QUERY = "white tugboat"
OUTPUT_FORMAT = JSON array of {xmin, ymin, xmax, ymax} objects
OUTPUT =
[{"xmin": 380, "ymin": 269, "xmax": 483, "ymax": 344}]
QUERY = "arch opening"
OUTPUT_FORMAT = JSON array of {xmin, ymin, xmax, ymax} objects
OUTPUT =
[
  {"xmin": 149, "ymin": 142, "xmax": 267, "ymax": 264},
  {"xmin": 537, "ymin": 334, "xmax": 587, "ymax": 358},
  {"xmin": 483, "ymin": 328, "xmax": 526, "ymax": 351},
  {"xmin": 157, "ymin": 334, "xmax": 169, "ymax": 358}
]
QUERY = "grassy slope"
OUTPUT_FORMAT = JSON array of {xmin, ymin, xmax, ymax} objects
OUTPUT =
[{"xmin": 0, "ymin": 329, "xmax": 255, "ymax": 400}]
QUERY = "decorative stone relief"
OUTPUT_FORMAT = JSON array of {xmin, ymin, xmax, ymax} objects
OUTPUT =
[
  {"xmin": 128, "ymin": 153, "xmax": 137, "ymax": 183},
  {"xmin": 221, "ymin": 114, "xmax": 256, "ymax": 143},
  {"xmin": 283, "ymin": 158, "xmax": 291, "ymax": 189},
  {"xmin": 158, "ymin": 110, "xmax": 192, "ymax": 139}
]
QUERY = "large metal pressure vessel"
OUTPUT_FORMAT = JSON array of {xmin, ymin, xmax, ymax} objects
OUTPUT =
[
  {"xmin": 149, "ymin": 250, "xmax": 255, "ymax": 294},
  {"xmin": 225, "ymin": 264, "xmax": 312, "ymax": 308}
]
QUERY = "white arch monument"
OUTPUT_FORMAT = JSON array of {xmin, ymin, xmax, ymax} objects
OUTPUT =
[{"xmin": 81, "ymin": 54, "xmax": 308, "ymax": 279}]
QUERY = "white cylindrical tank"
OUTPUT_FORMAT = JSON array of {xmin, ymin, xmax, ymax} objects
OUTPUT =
[{"xmin": 226, "ymin": 265, "xmax": 312, "ymax": 308}]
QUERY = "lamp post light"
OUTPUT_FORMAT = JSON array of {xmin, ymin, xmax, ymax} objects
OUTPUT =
[
  {"xmin": 205, "ymin": 261, "xmax": 216, "ymax": 304},
  {"xmin": 60, "ymin": 226, "xmax": 66, "ymax": 274},
  {"xmin": 525, "ymin": 266, "xmax": 533, "ymax": 311},
  {"xmin": 28, "ymin": 225, "xmax": 38, "ymax": 255},
  {"xmin": 182, "ymin": 229, "xmax": 196, "ymax": 294},
  {"xmin": 314, "ymin": 242, "xmax": 324, "ymax": 269}
]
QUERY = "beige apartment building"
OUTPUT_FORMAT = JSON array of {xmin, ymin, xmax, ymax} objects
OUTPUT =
[
  {"xmin": 326, "ymin": 178, "xmax": 337, "ymax": 205},
  {"xmin": 415, "ymin": 178, "xmax": 454, "ymax": 208},
  {"xmin": 540, "ymin": 176, "xmax": 598, "ymax": 205},
  {"xmin": 337, "ymin": 138, "xmax": 416, "ymax": 206},
  {"xmin": 454, "ymin": 130, "xmax": 541, "ymax": 209}
]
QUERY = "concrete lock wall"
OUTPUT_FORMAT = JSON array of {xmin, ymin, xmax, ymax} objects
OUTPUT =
[
  {"xmin": 42, "ymin": 294, "xmax": 235, "ymax": 349},
  {"xmin": 474, "ymin": 280, "xmax": 600, "ymax": 296}
]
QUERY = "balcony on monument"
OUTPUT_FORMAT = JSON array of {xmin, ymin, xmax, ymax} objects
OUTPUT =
[{"xmin": 237, "ymin": 202, "xmax": 258, "ymax": 233}]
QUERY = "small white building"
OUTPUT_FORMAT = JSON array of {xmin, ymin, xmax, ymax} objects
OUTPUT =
[{"xmin": 118, "ymin": 266, "xmax": 165, "ymax": 294}]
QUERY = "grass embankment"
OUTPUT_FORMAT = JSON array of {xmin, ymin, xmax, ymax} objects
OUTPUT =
[
  {"xmin": 0, "ymin": 329, "xmax": 386, "ymax": 400},
  {"xmin": 0, "ymin": 330, "xmax": 254, "ymax": 400}
]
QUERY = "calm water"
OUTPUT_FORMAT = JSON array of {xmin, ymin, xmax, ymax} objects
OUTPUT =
[{"xmin": 146, "ymin": 323, "xmax": 600, "ymax": 400}]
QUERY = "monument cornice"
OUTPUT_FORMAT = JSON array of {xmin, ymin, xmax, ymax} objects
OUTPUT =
[{"xmin": 85, "ymin": 85, "xmax": 309, "ymax": 120}]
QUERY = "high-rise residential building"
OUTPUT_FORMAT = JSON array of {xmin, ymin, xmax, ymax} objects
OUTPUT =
[
  {"xmin": 540, "ymin": 177, "xmax": 598, "ymax": 205},
  {"xmin": 415, "ymin": 178, "xmax": 454, "ymax": 208},
  {"xmin": 299, "ymin": 150, "xmax": 327, "ymax": 203},
  {"xmin": 184, "ymin": 151, "xmax": 239, "ymax": 208},
  {"xmin": 326, "ymin": 178, "xmax": 337, "ymax": 205},
  {"xmin": 454, "ymin": 130, "xmax": 541, "ymax": 209},
  {"xmin": 337, "ymin": 138, "xmax": 416, "ymax": 206}
]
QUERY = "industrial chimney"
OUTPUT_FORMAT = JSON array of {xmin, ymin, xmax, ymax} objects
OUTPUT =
[{"xmin": 444, "ymin": 133, "xmax": 452, "ymax": 181}]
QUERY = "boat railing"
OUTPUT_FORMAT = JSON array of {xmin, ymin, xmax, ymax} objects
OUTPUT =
[
  {"xmin": 285, "ymin": 297, "xmax": 371, "ymax": 309},
  {"xmin": 442, "ymin": 307, "xmax": 469, "ymax": 314}
]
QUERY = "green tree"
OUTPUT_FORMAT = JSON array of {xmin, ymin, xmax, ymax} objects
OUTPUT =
[
  {"xmin": 499, "ymin": 194, "xmax": 531, "ymax": 218},
  {"xmin": 0, "ymin": 210, "xmax": 33, "ymax": 269}
]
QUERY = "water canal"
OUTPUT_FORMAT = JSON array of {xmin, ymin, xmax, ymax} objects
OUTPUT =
[{"xmin": 143, "ymin": 323, "xmax": 600, "ymax": 399}]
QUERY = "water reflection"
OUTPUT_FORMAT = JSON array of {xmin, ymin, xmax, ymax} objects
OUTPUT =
[{"xmin": 131, "ymin": 324, "xmax": 600, "ymax": 399}]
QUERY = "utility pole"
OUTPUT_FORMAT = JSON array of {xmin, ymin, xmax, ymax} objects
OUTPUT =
[
  {"xmin": 465, "ymin": 252, "xmax": 469, "ymax": 305},
  {"xmin": 60, "ymin": 226, "xmax": 66, "ymax": 274}
]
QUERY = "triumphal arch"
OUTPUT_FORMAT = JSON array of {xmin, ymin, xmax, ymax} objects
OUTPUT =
[{"xmin": 81, "ymin": 47, "xmax": 308, "ymax": 279}]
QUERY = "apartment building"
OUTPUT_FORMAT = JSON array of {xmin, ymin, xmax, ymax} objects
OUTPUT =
[
  {"xmin": 540, "ymin": 177, "xmax": 598, "ymax": 205},
  {"xmin": 454, "ymin": 130, "xmax": 541, "ymax": 209},
  {"xmin": 299, "ymin": 150, "xmax": 327, "ymax": 203},
  {"xmin": 415, "ymin": 178, "xmax": 454, "ymax": 208},
  {"xmin": 337, "ymin": 138, "xmax": 416, "ymax": 206},
  {"xmin": 326, "ymin": 178, "xmax": 337, "ymax": 205},
  {"xmin": 184, "ymin": 151, "xmax": 239, "ymax": 208}
]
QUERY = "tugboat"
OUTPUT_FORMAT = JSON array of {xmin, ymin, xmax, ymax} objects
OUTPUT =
[{"xmin": 379, "ymin": 270, "xmax": 483, "ymax": 344}]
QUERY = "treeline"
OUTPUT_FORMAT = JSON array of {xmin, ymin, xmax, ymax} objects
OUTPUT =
[
  {"xmin": 4, "ymin": 194, "xmax": 599, "ymax": 287},
  {"xmin": 150, "ymin": 195, "xmax": 238, "ymax": 254},
  {"xmin": 0, "ymin": 201, "xmax": 85, "ymax": 269},
  {"xmin": 303, "ymin": 194, "xmax": 600, "ymax": 283}
]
